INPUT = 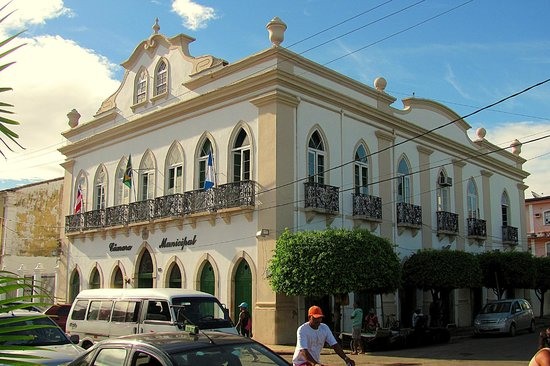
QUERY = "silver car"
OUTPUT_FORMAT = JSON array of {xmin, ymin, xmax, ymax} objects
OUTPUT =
[{"xmin": 473, "ymin": 298, "xmax": 535, "ymax": 336}]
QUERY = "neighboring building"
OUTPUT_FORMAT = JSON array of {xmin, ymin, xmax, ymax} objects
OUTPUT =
[
  {"xmin": 0, "ymin": 178, "xmax": 64, "ymax": 301},
  {"xmin": 526, "ymin": 194, "xmax": 550, "ymax": 256},
  {"xmin": 57, "ymin": 18, "xmax": 529, "ymax": 344}
]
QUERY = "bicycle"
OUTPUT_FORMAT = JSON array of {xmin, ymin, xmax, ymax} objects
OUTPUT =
[{"xmin": 384, "ymin": 314, "xmax": 400, "ymax": 330}]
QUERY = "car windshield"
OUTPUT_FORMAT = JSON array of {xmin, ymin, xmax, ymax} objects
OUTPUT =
[
  {"xmin": 481, "ymin": 302, "xmax": 511, "ymax": 314},
  {"xmin": 169, "ymin": 342, "xmax": 288, "ymax": 366},
  {"xmin": 172, "ymin": 297, "xmax": 233, "ymax": 329},
  {"xmin": 0, "ymin": 315, "xmax": 71, "ymax": 346}
]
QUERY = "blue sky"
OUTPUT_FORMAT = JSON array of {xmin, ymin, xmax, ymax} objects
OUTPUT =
[{"xmin": 0, "ymin": 0, "xmax": 549, "ymax": 196}]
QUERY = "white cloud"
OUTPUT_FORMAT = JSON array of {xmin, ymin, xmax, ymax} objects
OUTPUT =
[
  {"xmin": 171, "ymin": 0, "xmax": 217, "ymax": 30},
  {"xmin": 0, "ymin": 0, "xmax": 72, "ymax": 31},
  {"xmin": 0, "ymin": 34, "xmax": 119, "ymax": 181}
]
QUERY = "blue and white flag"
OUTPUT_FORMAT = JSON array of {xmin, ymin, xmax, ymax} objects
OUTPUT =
[{"xmin": 204, "ymin": 151, "xmax": 215, "ymax": 190}]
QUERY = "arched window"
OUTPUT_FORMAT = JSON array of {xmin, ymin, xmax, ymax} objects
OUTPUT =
[
  {"xmin": 74, "ymin": 173, "xmax": 87, "ymax": 213},
  {"xmin": 308, "ymin": 131, "xmax": 325, "ymax": 184},
  {"xmin": 168, "ymin": 264, "xmax": 182, "ymax": 288},
  {"xmin": 354, "ymin": 144, "xmax": 368, "ymax": 195},
  {"xmin": 154, "ymin": 60, "xmax": 168, "ymax": 96},
  {"xmin": 501, "ymin": 191, "xmax": 510, "ymax": 227},
  {"xmin": 436, "ymin": 170, "xmax": 451, "ymax": 212},
  {"xmin": 93, "ymin": 166, "xmax": 107, "ymax": 210},
  {"xmin": 139, "ymin": 152, "xmax": 156, "ymax": 201},
  {"xmin": 396, "ymin": 157, "xmax": 410, "ymax": 203},
  {"xmin": 137, "ymin": 250, "xmax": 154, "ymax": 288},
  {"xmin": 232, "ymin": 128, "xmax": 251, "ymax": 182},
  {"xmin": 135, "ymin": 69, "xmax": 148, "ymax": 104},
  {"xmin": 89, "ymin": 268, "xmax": 101, "ymax": 289},
  {"xmin": 198, "ymin": 139, "xmax": 213, "ymax": 189},
  {"xmin": 115, "ymin": 157, "xmax": 131, "ymax": 205},
  {"xmin": 112, "ymin": 266, "xmax": 124, "ymax": 288},
  {"xmin": 166, "ymin": 143, "xmax": 184, "ymax": 195},
  {"xmin": 467, "ymin": 178, "xmax": 479, "ymax": 219}
]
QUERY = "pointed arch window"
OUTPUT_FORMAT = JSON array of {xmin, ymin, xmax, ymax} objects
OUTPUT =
[
  {"xmin": 199, "ymin": 139, "xmax": 213, "ymax": 189},
  {"xmin": 135, "ymin": 69, "xmax": 148, "ymax": 104},
  {"xmin": 113, "ymin": 266, "xmax": 123, "ymax": 288},
  {"xmin": 166, "ymin": 145, "xmax": 183, "ymax": 195},
  {"xmin": 139, "ymin": 153, "xmax": 156, "ymax": 201},
  {"xmin": 89, "ymin": 268, "xmax": 101, "ymax": 289},
  {"xmin": 137, "ymin": 250, "xmax": 153, "ymax": 288},
  {"xmin": 396, "ymin": 157, "xmax": 410, "ymax": 203},
  {"xmin": 168, "ymin": 264, "xmax": 182, "ymax": 288},
  {"xmin": 354, "ymin": 144, "xmax": 368, "ymax": 195},
  {"xmin": 308, "ymin": 131, "xmax": 325, "ymax": 184},
  {"xmin": 436, "ymin": 171, "xmax": 450, "ymax": 212},
  {"xmin": 232, "ymin": 128, "xmax": 250, "ymax": 182},
  {"xmin": 75, "ymin": 174, "xmax": 87, "ymax": 213},
  {"xmin": 94, "ymin": 166, "xmax": 107, "ymax": 210},
  {"xmin": 154, "ymin": 60, "xmax": 168, "ymax": 96},
  {"xmin": 501, "ymin": 191, "xmax": 510, "ymax": 227},
  {"xmin": 467, "ymin": 178, "xmax": 479, "ymax": 219}
]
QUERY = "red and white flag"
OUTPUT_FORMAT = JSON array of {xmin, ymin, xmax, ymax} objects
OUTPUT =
[{"xmin": 74, "ymin": 185, "xmax": 83, "ymax": 214}]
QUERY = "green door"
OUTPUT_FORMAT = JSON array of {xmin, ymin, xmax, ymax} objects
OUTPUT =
[
  {"xmin": 69, "ymin": 270, "xmax": 80, "ymax": 303},
  {"xmin": 234, "ymin": 260, "xmax": 252, "ymax": 322},
  {"xmin": 200, "ymin": 262, "xmax": 215, "ymax": 295}
]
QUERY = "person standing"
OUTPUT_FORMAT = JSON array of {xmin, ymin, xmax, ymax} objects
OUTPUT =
[
  {"xmin": 235, "ymin": 302, "xmax": 252, "ymax": 337},
  {"xmin": 350, "ymin": 302, "xmax": 363, "ymax": 355},
  {"xmin": 364, "ymin": 308, "xmax": 379, "ymax": 333},
  {"xmin": 292, "ymin": 305, "xmax": 355, "ymax": 366}
]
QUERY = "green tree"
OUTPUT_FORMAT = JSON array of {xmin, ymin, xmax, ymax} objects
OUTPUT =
[
  {"xmin": 0, "ymin": 3, "xmax": 25, "ymax": 158},
  {"xmin": 402, "ymin": 249, "xmax": 481, "ymax": 326},
  {"xmin": 534, "ymin": 256, "xmax": 550, "ymax": 318},
  {"xmin": 477, "ymin": 251, "xmax": 535, "ymax": 300},
  {"xmin": 268, "ymin": 228, "xmax": 401, "ymax": 296}
]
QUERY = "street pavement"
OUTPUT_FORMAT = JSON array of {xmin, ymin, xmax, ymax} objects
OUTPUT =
[{"xmin": 268, "ymin": 323, "xmax": 547, "ymax": 366}]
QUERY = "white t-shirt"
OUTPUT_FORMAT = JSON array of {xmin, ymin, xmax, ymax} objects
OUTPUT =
[{"xmin": 292, "ymin": 322, "xmax": 337, "ymax": 365}]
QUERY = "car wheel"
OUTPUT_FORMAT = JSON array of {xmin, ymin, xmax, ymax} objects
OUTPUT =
[
  {"xmin": 529, "ymin": 320, "xmax": 536, "ymax": 333},
  {"xmin": 509, "ymin": 324, "xmax": 516, "ymax": 337}
]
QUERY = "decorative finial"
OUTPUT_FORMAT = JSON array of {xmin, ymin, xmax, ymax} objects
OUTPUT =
[
  {"xmin": 475, "ymin": 127, "xmax": 486, "ymax": 141},
  {"xmin": 153, "ymin": 18, "xmax": 160, "ymax": 34},
  {"xmin": 511, "ymin": 139, "xmax": 522, "ymax": 155},
  {"xmin": 67, "ymin": 108, "xmax": 81, "ymax": 128},
  {"xmin": 373, "ymin": 77, "xmax": 387, "ymax": 92},
  {"xmin": 266, "ymin": 17, "xmax": 287, "ymax": 47}
]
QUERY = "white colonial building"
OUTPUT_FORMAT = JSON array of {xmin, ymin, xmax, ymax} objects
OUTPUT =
[{"xmin": 57, "ymin": 17, "xmax": 529, "ymax": 344}]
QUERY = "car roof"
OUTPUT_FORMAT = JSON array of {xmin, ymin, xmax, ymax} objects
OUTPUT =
[
  {"xmin": 93, "ymin": 331, "xmax": 254, "ymax": 353},
  {"xmin": 0, "ymin": 309, "xmax": 49, "ymax": 317},
  {"xmin": 75, "ymin": 288, "xmax": 217, "ymax": 299}
]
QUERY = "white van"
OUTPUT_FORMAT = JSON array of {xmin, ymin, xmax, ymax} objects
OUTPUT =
[{"xmin": 66, "ymin": 288, "xmax": 236, "ymax": 349}]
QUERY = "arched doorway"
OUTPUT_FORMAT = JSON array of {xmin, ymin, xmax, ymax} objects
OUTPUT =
[
  {"xmin": 168, "ymin": 264, "xmax": 182, "ymax": 288},
  {"xmin": 233, "ymin": 259, "xmax": 252, "ymax": 322},
  {"xmin": 137, "ymin": 250, "xmax": 154, "ymax": 288},
  {"xmin": 69, "ymin": 270, "xmax": 80, "ymax": 303},
  {"xmin": 200, "ymin": 262, "xmax": 215, "ymax": 295}
]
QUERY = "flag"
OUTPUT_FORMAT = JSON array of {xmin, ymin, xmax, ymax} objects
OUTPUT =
[
  {"xmin": 123, "ymin": 155, "xmax": 132, "ymax": 188},
  {"xmin": 204, "ymin": 151, "xmax": 215, "ymax": 190},
  {"xmin": 74, "ymin": 184, "xmax": 83, "ymax": 214}
]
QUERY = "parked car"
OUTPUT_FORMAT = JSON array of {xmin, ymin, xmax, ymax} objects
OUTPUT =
[
  {"xmin": 67, "ymin": 330, "xmax": 290, "ymax": 366},
  {"xmin": 0, "ymin": 309, "xmax": 84, "ymax": 365},
  {"xmin": 44, "ymin": 303, "xmax": 72, "ymax": 331},
  {"xmin": 473, "ymin": 298, "xmax": 535, "ymax": 336}
]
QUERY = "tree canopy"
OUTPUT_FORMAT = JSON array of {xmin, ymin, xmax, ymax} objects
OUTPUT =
[
  {"xmin": 477, "ymin": 251, "xmax": 535, "ymax": 299},
  {"xmin": 268, "ymin": 228, "xmax": 401, "ymax": 296},
  {"xmin": 402, "ymin": 249, "xmax": 481, "ymax": 293}
]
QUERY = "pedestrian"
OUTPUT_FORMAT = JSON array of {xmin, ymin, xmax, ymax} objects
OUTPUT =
[
  {"xmin": 412, "ymin": 308, "xmax": 424, "ymax": 329},
  {"xmin": 235, "ymin": 302, "xmax": 252, "ymax": 337},
  {"xmin": 292, "ymin": 305, "xmax": 355, "ymax": 366},
  {"xmin": 364, "ymin": 308, "xmax": 379, "ymax": 333},
  {"xmin": 540, "ymin": 328, "xmax": 550, "ymax": 350},
  {"xmin": 529, "ymin": 347, "xmax": 550, "ymax": 366},
  {"xmin": 350, "ymin": 302, "xmax": 363, "ymax": 355}
]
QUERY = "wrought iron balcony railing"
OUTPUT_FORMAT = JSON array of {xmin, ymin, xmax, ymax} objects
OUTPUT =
[
  {"xmin": 352, "ymin": 193, "xmax": 382, "ymax": 221},
  {"xmin": 467, "ymin": 217, "xmax": 486, "ymax": 239},
  {"xmin": 65, "ymin": 180, "xmax": 256, "ymax": 233},
  {"xmin": 396, "ymin": 202, "xmax": 422, "ymax": 228},
  {"xmin": 304, "ymin": 182, "xmax": 339, "ymax": 214},
  {"xmin": 436, "ymin": 211, "xmax": 459, "ymax": 235},
  {"xmin": 502, "ymin": 225, "xmax": 518, "ymax": 245}
]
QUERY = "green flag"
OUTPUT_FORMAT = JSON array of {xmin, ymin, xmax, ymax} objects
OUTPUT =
[{"xmin": 123, "ymin": 155, "xmax": 132, "ymax": 188}]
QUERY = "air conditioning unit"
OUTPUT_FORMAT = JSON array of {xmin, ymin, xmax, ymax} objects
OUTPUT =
[{"xmin": 438, "ymin": 176, "xmax": 453, "ymax": 186}]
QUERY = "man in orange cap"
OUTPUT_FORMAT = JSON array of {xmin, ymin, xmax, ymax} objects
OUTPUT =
[{"xmin": 292, "ymin": 305, "xmax": 355, "ymax": 366}]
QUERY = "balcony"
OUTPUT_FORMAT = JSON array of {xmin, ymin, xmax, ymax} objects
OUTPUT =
[
  {"xmin": 65, "ymin": 180, "xmax": 256, "ymax": 233},
  {"xmin": 304, "ymin": 182, "xmax": 339, "ymax": 214},
  {"xmin": 396, "ymin": 202, "xmax": 422, "ymax": 234},
  {"xmin": 436, "ymin": 211, "xmax": 459, "ymax": 237},
  {"xmin": 502, "ymin": 225, "xmax": 518, "ymax": 246},
  {"xmin": 352, "ymin": 193, "xmax": 382, "ymax": 222},
  {"xmin": 467, "ymin": 217, "xmax": 486, "ymax": 242}
]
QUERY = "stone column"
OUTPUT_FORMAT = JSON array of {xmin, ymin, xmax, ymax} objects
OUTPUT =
[
  {"xmin": 375, "ymin": 130, "xmax": 395, "ymax": 240},
  {"xmin": 452, "ymin": 160, "xmax": 466, "ymax": 251},
  {"xmin": 417, "ymin": 145, "xmax": 433, "ymax": 249}
]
